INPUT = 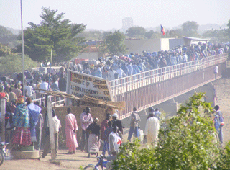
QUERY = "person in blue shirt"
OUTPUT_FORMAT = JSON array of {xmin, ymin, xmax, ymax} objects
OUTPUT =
[
  {"xmin": 214, "ymin": 105, "xmax": 224, "ymax": 144},
  {"xmin": 155, "ymin": 108, "xmax": 161, "ymax": 121}
]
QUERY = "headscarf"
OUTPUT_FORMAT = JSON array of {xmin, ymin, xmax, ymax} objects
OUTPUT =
[{"xmin": 17, "ymin": 96, "xmax": 24, "ymax": 104}]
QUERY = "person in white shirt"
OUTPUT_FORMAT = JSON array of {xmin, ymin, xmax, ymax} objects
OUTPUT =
[
  {"xmin": 25, "ymin": 85, "xmax": 33, "ymax": 98},
  {"xmin": 144, "ymin": 112, "xmax": 160, "ymax": 146},
  {"xmin": 116, "ymin": 67, "xmax": 126, "ymax": 78},
  {"xmin": 108, "ymin": 68, "xmax": 115, "ymax": 81},
  {"xmin": 109, "ymin": 126, "xmax": 122, "ymax": 156},
  {"xmin": 42, "ymin": 109, "xmax": 61, "ymax": 158},
  {"xmin": 40, "ymin": 79, "xmax": 49, "ymax": 92}
]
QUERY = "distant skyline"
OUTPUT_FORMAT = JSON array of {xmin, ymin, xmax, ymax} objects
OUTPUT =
[{"xmin": 0, "ymin": 0, "xmax": 229, "ymax": 31}]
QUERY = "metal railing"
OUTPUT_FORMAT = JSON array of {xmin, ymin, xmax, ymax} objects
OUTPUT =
[
  {"xmin": 108, "ymin": 54, "xmax": 227, "ymax": 98},
  {"xmin": 32, "ymin": 96, "xmax": 65, "ymax": 107}
]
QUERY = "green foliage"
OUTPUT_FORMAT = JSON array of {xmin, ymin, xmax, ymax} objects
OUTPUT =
[
  {"xmin": 202, "ymin": 30, "xmax": 229, "ymax": 43},
  {"xmin": 156, "ymin": 92, "xmax": 219, "ymax": 169},
  {"xmin": 126, "ymin": 27, "xmax": 146, "ymax": 38},
  {"xmin": 114, "ymin": 93, "xmax": 222, "ymax": 170},
  {"xmin": 0, "ymin": 54, "xmax": 38, "ymax": 75},
  {"xmin": 0, "ymin": 25, "xmax": 19, "ymax": 48},
  {"xmin": 113, "ymin": 139, "xmax": 157, "ymax": 170},
  {"xmin": 78, "ymin": 30, "xmax": 103, "ymax": 40},
  {"xmin": 227, "ymin": 19, "xmax": 230, "ymax": 42},
  {"xmin": 105, "ymin": 31, "xmax": 127, "ymax": 56},
  {"xmin": 182, "ymin": 21, "xmax": 199, "ymax": 37},
  {"xmin": 216, "ymin": 141, "xmax": 230, "ymax": 169},
  {"xmin": 144, "ymin": 30, "xmax": 161, "ymax": 39},
  {"xmin": 0, "ymin": 25, "xmax": 13, "ymax": 37},
  {"xmin": 169, "ymin": 29, "xmax": 183, "ymax": 38},
  {"xmin": 16, "ymin": 7, "xmax": 86, "ymax": 63}
]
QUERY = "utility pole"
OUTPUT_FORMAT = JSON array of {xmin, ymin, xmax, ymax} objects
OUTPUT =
[
  {"xmin": 20, "ymin": 0, "xmax": 25, "ymax": 97},
  {"xmin": 0, "ymin": 98, "xmax": 6, "ymax": 142},
  {"xmin": 47, "ymin": 96, "xmax": 56, "ymax": 160}
]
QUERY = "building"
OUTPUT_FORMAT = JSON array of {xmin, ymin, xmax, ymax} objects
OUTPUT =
[
  {"xmin": 121, "ymin": 17, "xmax": 134, "ymax": 32},
  {"xmin": 124, "ymin": 38, "xmax": 170, "ymax": 54}
]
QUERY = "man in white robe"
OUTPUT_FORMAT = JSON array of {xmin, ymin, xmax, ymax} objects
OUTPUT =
[{"xmin": 144, "ymin": 112, "xmax": 160, "ymax": 146}]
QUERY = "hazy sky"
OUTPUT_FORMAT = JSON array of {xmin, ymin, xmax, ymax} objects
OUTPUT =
[{"xmin": 1, "ymin": 0, "xmax": 230, "ymax": 31}]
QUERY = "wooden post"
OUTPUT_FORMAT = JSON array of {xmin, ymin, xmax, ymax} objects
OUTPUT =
[
  {"xmin": 0, "ymin": 98, "xmax": 6, "ymax": 142},
  {"xmin": 47, "ymin": 96, "xmax": 56, "ymax": 160},
  {"xmin": 66, "ymin": 69, "xmax": 70, "ymax": 106}
]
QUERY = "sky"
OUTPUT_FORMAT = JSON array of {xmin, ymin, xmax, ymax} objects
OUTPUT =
[{"xmin": 0, "ymin": 0, "xmax": 230, "ymax": 31}]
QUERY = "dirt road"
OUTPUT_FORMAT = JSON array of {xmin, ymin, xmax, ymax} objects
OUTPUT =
[{"xmin": 1, "ymin": 150, "xmax": 99, "ymax": 170}]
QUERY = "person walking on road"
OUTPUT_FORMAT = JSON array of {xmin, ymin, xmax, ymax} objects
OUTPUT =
[
  {"xmin": 101, "ymin": 113, "xmax": 111, "ymax": 156},
  {"xmin": 111, "ymin": 113, "xmax": 123, "ymax": 138},
  {"xmin": 214, "ymin": 105, "xmax": 224, "ymax": 144},
  {"xmin": 155, "ymin": 108, "xmax": 161, "ymax": 120},
  {"xmin": 144, "ymin": 112, "xmax": 160, "ymax": 146},
  {"xmin": 65, "ymin": 107, "xmax": 78, "ymax": 154},
  {"xmin": 80, "ymin": 107, "xmax": 93, "ymax": 152},
  {"xmin": 127, "ymin": 107, "xmax": 140, "ymax": 142},
  {"xmin": 87, "ymin": 117, "xmax": 101, "ymax": 154},
  {"xmin": 42, "ymin": 109, "xmax": 61, "ymax": 157}
]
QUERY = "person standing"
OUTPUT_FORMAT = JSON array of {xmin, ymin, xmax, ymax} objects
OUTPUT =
[
  {"xmin": 42, "ymin": 109, "xmax": 61, "ymax": 157},
  {"xmin": 109, "ymin": 126, "xmax": 122, "ymax": 156},
  {"xmin": 12, "ymin": 84, "xmax": 22, "ymax": 98},
  {"xmin": 214, "ymin": 105, "xmax": 224, "ymax": 144},
  {"xmin": 128, "ymin": 107, "xmax": 140, "ymax": 142},
  {"xmin": 111, "ymin": 113, "xmax": 123, "ymax": 138},
  {"xmin": 65, "ymin": 107, "xmax": 78, "ymax": 154},
  {"xmin": 87, "ymin": 117, "xmax": 101, "ymax": 155},
  {"xmin": 101, "ymin": 113, "xmax": 111, "ymax": 156},
  {"xmin": 80, "ymin": 107, "xmax": 93, "ymax": 152},
  {"xmin": 26, "ymin": 97, "xmax": 42, "ymax": 144},
  {"xmin": 52, "ymin": 110, "xmax": 61, "ymax": 155},
  {"xmin": 58, "ymin": 73, "xmax": 66, "ymax": 92},
  {"xmin": 144, "ymin": 112, "xmax": 160, "ymax": 146},
  {"xmin": 104, "ymin": 121, "xmax": 113, "ymax": 156},
  {"xmin": 155, "ymin": 108, "xmax": 161, "ymax": 120},
  {"xmin": 8, "ymin": 87, "xmax": 17, "ymax": 103},
  {"xmin": 12, "ymin": 96, "xmax": 32, "ymax": 147}
]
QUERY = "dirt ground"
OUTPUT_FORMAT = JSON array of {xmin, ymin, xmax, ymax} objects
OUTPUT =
[{"xmin": 1, "ymin": 149, "xmax": 100, "ymax": 170}]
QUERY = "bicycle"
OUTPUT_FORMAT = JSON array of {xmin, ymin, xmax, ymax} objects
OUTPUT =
[
  {"xmin": 0, "ymin": 142, "xmax": 7, "ymax": 166},
  {"xmin": 84, "ymin": 155, "xmax": 114, "ymax": 170}
]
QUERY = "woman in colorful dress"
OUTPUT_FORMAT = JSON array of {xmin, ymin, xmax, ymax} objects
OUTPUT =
[
  {"xmin": 65, "ymin": 107, "xmax": 78, "ymax": 154},
  {"xmin": 12, "ymin": 96, "xmax": 32, "ymax": 147}
]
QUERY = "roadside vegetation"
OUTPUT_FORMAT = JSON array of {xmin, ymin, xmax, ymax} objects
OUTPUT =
[{"xmin": 113, "ymin": 93, "xmax": 230, "ymax": 170}]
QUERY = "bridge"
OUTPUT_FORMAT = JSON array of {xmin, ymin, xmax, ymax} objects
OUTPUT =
[{"xmin": 108, "ymin": 54, "xmax": 228, "ymax": 119}]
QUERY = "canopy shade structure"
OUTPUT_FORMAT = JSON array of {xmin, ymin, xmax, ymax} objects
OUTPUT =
[
  {"xmin": 183, "ymin": 37, "xmax": 209, "ymax": 46},
  {"xmin": 36, "ymin": 89, "xmax": 125, "ymax": 110}
]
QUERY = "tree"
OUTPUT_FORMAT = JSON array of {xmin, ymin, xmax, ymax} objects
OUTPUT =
[
  {"xmin": 0, "ymin": 54, "xmax": 38, "ymax": 75},
  {"xmin": 0, "ymin": 25, "xmax": 19, "ymax": 48},
  {"xmin": 16, "ymin": 7, "xmax": 86, "ymax": 63},
  {"xmin": 227, "ymin": 19, "xmax": 230, "ymax": 41},
  {"xmin": 104, "ymin": 31, "xmax": 127, "ymax": 56},
  {"xmin": 78, "ymin": 30, "xmax": 103, "ymax": 40},
  {"xmin": 182, "ymin": 21, "xmax": 199, "ymax": 37},
  {"xmin": 113, "ymin": 92, "xmax": 221, "ymax": 170},
  {"xmin": 169, "ymin": 29, "xmax": 183, "ymax": 38},
  {"xmin": 156, "ymin": 92, "xmax": 219, "ymax": 169},
  {"xmin": 126, "ymin": 27, "xmax": 146, "ymax": 38},
  {"xmin": 202, "ymin": 29, "xmax": 229, "ymax": 43}
]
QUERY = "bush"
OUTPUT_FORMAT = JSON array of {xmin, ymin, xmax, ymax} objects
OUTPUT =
[
  {"xmin": 113, "ymin": 139, "xmax": 157, "ymax": 170},
  {"xmin": 114, "ymin": 93, "xmax": 222, "ymax": 170},
  {"xmin": 0, "ymin": 54, "xmax": 38, "ymax": 75}
]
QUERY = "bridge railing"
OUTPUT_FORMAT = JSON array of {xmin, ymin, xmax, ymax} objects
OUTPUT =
[
  {"xmin": 32, "ymin": 95, "xmax": 65, "ymax": 107},
  {"xmin": 108, "ymin": 54, "xmax": 227, "ymax": 98}
]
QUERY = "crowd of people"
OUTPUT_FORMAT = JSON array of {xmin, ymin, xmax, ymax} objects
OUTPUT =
[
  {"xmin": 0, "ymin": 66, "xmax": 67, "ymax": 106},
  {"xmin": 0, "ymin": 41, "xmax": 227, "ymax": 163},
  {"xmin": 70, "ymin": 43, "xmax": 229, "ymax": 80},
  {"xmin": 0, "ymin": 89, "xmax": 225, "ymax": 162}
]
